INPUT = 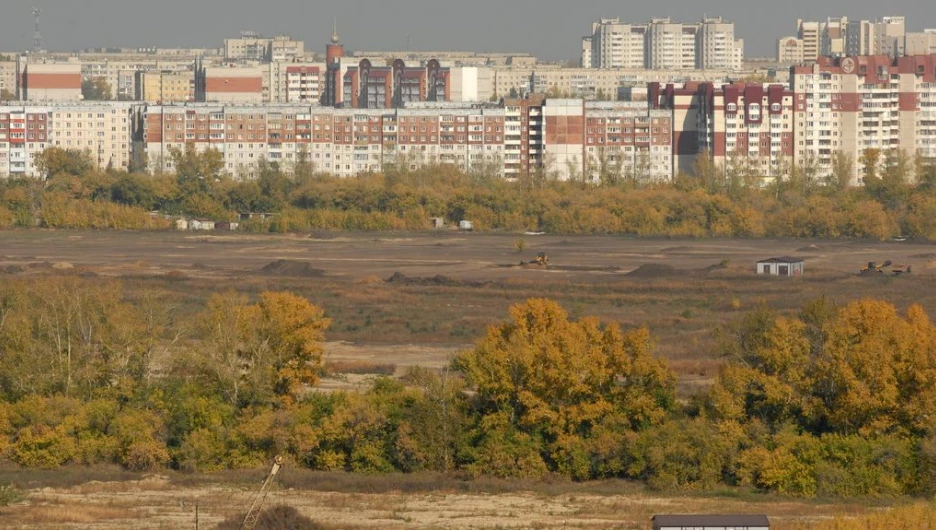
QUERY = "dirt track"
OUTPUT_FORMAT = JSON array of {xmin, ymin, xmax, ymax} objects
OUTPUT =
[{"xmin": 1, "ymin": 230, "xmax": 932, "ymax": 281}]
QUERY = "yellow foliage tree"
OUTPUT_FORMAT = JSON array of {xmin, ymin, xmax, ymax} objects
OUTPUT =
[{"xmin": 455, "ymin": 298, "xmax": 675, "ymax": 478}]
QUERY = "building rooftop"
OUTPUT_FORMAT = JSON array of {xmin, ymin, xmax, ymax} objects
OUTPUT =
[{"xmin": 757, "ymin": 257, "xmax": 804, "ymax": 264}]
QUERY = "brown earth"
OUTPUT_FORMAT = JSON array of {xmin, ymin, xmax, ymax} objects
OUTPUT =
[{"xmin": 0, "ymin": 229, "xmax": 933, "ymax": 528}]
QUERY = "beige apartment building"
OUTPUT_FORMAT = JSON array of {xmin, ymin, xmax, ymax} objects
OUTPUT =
[
  {"xmin": 0, "ymin": 103, "xmax": 134, "ymax": 176},
  {"xmin": 223, "ymin": 33, "xmax": 305, "ymax": 62},
  {"xmin": 907, "ymin": 30, "xmax": 936, "ymax": 56},
  {"xmin": 17, "ymin": 59, "xmax": 82, "ymax": 102},
  {"xmin": 135, "ymin": 71, "xmax": 195, "ymax": 103},
  {"xmin": 48, "ymin": 103, "xmax": 135, "ymax": 171},
  {"xmin": 792, "ymin": 55, "xmax": 936, "ymax": 184},
  {"xmin": 583, "ymin": 17, "xmax": 742, "ymax": 71},
  {"xmin": 0, "ymin": 61, "xmax": 16, "ymax": 99}
]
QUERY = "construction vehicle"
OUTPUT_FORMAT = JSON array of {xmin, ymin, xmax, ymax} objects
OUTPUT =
[
  {"xmin": 859, "ymin": 261, "xmax": 892, "ymax": 275},
  {"xmin": 240, "ymin": 455, "xmax": 283, "ymax": 530},
  {"xmin": 891, "ymin": 264, "xmax": 913, "ymax": 276},
  {"xmin": 535, "ymin": 252, "xmax": 549, "ymax": 267}
]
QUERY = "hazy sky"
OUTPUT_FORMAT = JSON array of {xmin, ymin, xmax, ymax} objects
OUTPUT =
[{"xmin": 1, "ymin": 0, "xmax": 934, "ymax": 59}]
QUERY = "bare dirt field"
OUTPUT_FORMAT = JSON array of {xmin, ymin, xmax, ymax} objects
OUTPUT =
[
  {"xmin": 2, "ymin": 229, "xmax": 935, "ymax": 387},
  {"xmin": 1, "ymin": 230, "xmax": 935, "ymax": 528}
]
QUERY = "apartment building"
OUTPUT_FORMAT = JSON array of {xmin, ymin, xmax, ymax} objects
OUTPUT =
[
  {"xmin": 569, "ymin": 101, "xmax": 673, "ymax": 182},
  {"xmin": 791, "ymin": 55, "xmax": 936, "ymax": 184},
  {"xmin": 223, "ymin": 32, "xmax": 305, "ymax": 62},
  {"xmin": 778, "ymin": 37, "xmax": 805, "ymax": 64},
  {"xmin": 584, "ymin": 18, "xmax": 647, "ymax": 70},
  {"xmin": 696, "ymin": 17, "xmax": 744, "ymax": 71},
  {"xmin": 514, "ymin": 66, "xmax": 738, "ymax": 103},
  {"xmin": 822, "ymin": 17, "xmax": 848, "ymax": 57},
  {"xmin": 650, "ymin": 82, "xmax": 795, "ymax": 176},
  {"xmin": 876, "ymin": 17, "xmax": 906, "ymax": 57},
  {"xmin": 342, "ymin": 59, "xmax": 450, "ymax": 109},
  {"xmin": 582, "ymin": 17, "xmax": 743, "ymax": 71},
  {"xmin": 0, "ymin": 106, "xmax": 50, "ymax": 175},
  {"xmin": 907, "ymin": 30, "xmax": 936, "ymax": 56},
  {"xmin": 447, "ymin": 67, "xmax": 495, "ymax": 102},
  {"xmin": 798, "ymin": 20, "xmax": 822, "ymax": 62},
  {"xmin": 141, "ymin": 103, "xmax": 508, "ymax": 178},
  {"xmin": 846, "ymin": 20, "xmax": 876, "ymax": 56},
  {"xmin": 16, "ymin": 59, "xmax": 82, "ymax": 102},
  {"xmin": 0, "ymin": 103, "xmax": 134, "ymax": 176},
  {"xmin": 135, "ymin": 71, "xmax": 195, "ymax": 103},
  {"xmin": 266, "ymin": 61, "xmax": 325, "ymax": 103},
  {"xmin": 195, "ymin": 66, "xmax": 264, "ymax": 103},
  {"xmin": 647, "ymin": 18, "xmax": 698, "ymax": 70},
  {"xmin": 49, "ymin": 104, "xmax": 135, "ymax": 170},
  {"xmin": 81, "ymin": 58, "xmax": 196, "ymax": 101},
  {"xmin": 0, "ymin": 61, "xmax": 16, "ymax": 99}
]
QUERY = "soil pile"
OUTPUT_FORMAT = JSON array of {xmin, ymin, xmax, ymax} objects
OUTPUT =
[
  {"xmin": 797, "ymin": 244, "xmax": 822, "ymax": 252},
  {"xmin": 261, "ymin": 260, "xmax": 325, "ymax": 277},
  {"xmin": 386, "ymin": 272, "xmax": 486, "ymax": 287},
  {"xmin": 626, "ymin": 263, "xmax": 679, "ymax": 278},
  {"xmin": 215, "ymin": 505, "xmax": 325, "ymax": 530}
]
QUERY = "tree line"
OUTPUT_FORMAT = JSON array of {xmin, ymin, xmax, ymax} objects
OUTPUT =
[
  {"xmin": 1, "ymin": 276, "xmax": 935, "ymax": 498},
  {"xmin": 2, "ymin": 146, "xmax": 936, "ymax": 239}
]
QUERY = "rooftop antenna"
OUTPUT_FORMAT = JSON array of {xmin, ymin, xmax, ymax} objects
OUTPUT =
[
  {"xmin": 32, "ymin": 7, "xmax": 43, "ymax": 53},
  {"xmin": 405, "ymin": 33, "xmax": 411, "ymax": 52}
]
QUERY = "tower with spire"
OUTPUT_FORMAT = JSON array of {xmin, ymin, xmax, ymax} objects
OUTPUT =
[{"xmin": 323, "ymin": 19, "xmax": 346, "ymax": 107}]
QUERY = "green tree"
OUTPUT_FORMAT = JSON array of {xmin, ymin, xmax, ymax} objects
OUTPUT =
[{"xmin": 81, "ymin": 77, "xmax": 113, "ymax": 101}]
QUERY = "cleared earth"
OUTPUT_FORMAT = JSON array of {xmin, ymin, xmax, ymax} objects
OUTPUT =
[{"xmin": 1, "ymin": 229, "xmax": 934, "ymax": 528}]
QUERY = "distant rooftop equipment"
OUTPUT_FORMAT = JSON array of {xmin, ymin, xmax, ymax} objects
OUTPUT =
[{"xmin": 32, "ymin": 7, "xmax": 43, "ymax": 53}]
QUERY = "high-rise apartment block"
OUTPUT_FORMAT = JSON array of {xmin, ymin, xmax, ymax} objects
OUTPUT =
[
  {"xmin": 582, "ymin": 17, "xmax": 743, "ymax": 71},
  {"xmin": 784, "ymin": 16, "xmax": 920, "ymax": 63},
  {"xmin": 791, "ymin": 55, "xmax": 936, "ymax": 184},
  {"xmin": 650, "ymin": 82, "xmax": 795, "ymax": 175},
  {"xmin": 223, "ymin": 32, "xmax": 305, "ymax": 62}
]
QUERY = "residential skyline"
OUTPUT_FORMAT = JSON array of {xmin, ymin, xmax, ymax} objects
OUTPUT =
[{"xmin": 1, "ymin": 0, "xmax": 935, "ymax": 59}]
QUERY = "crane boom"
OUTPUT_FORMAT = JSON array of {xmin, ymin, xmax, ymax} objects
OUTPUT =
[{"xmin": 240, "ymin": 455, "xmax": 284, "ymax": 530}]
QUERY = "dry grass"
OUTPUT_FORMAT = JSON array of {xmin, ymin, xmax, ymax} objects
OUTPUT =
[{"xmin": 322, "ymin": 360, "xmax": 398, "ymax": 377}]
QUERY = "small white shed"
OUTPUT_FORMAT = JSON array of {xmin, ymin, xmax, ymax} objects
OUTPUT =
[
  {"xmin": 188, "ymin": 219, "xmax": 216, "ymax": 231},
  {"xmin": 757, "ymin": 257, "xmax": 804, "ymax": 277}
]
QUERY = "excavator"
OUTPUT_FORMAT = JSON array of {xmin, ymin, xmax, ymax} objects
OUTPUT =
[
  {"xmin": 859, "ymin": 260, "xmax": 912, "ymax": 276},
  {"xmin": 859, "ymin": 261, "xmax": 892, "ymax": 275},
  {"xmin": 240, "ymin": 456, "xmax": 284, "ymax": 530}
]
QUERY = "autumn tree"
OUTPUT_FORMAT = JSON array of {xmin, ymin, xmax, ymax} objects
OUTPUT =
[
  {"xmin": 454, "ymin": 298, "xmax": 675, "ymax": 479},
  {"xmin": 195, "ymin": 291, "xmax": 330, "ymax": 407},
  {"xmin": 81, "ymin": 77, "xmax": 113, "ymax": 101},
  {"xmin": 33, "ymin": 147, "xmax": 95, "ymax": 180}
]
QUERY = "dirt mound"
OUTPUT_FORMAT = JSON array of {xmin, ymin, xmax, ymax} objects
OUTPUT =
[
  {"xmin": 261, "ymin": 260, "xmax": 325, "ymax": 277},
  {"xmin": 386, "ymin": 271, "xmax": 468, "ymax": 286},
  {"xmin": 797, "ymin": 244, "xmax": 822, "ymax": 252},
  {"xmin": 215, "ymin": 504, "xmax": 325, "ymax": 530},
  {"xmin": 626, "ymin": 263, "xmax": 679, "ymax": 278},
  {"xmin": 912, "ymin": 253, "xmax": 936, "ymax": 260},
  {"xmin": 662, "ymin": 246, "xmax": 691, "ymax": 253}
]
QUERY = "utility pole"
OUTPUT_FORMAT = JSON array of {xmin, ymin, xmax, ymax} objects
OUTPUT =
[{"xmin": 32, "ymin": 7, "xmax": 43, "ymax": 53}]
